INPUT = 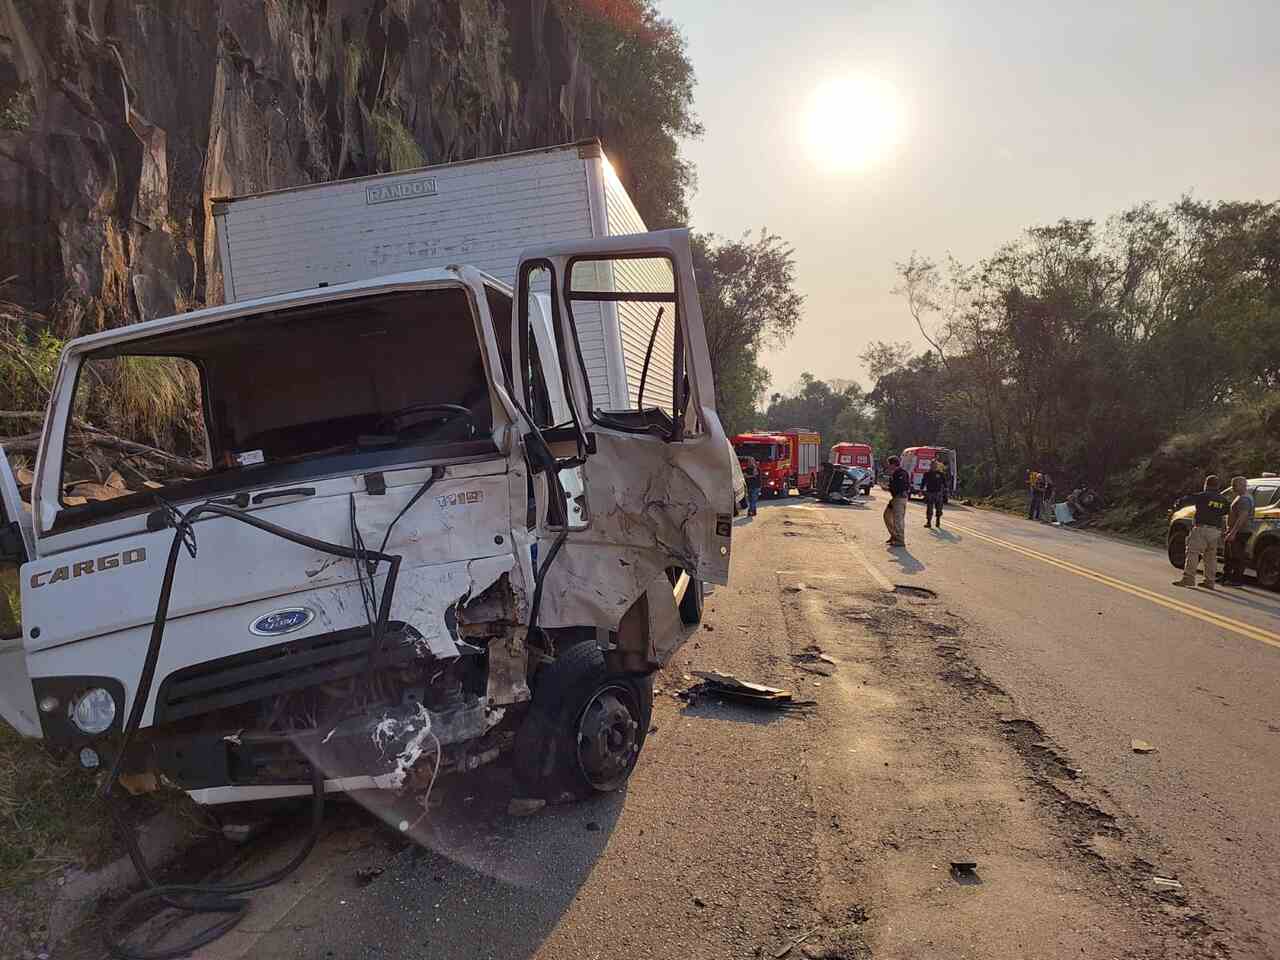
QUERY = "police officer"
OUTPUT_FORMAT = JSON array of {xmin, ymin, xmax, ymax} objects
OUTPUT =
[
  {"xmin": 923, "ymin": 460, "xmax": 947, "ymax": 528},
  {"xmin": 1172, "ymin": 474, "xmax": 1231, "ymax": 591}
]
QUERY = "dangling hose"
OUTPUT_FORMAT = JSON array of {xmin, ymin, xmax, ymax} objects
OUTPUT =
[{"xmin": 102, "ymin": 498, "xmax": 402, "ymax": 959}]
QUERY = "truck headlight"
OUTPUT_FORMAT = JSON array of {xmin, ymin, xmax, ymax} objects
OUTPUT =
[{"xmin": 69, "ymin": 687, "xmax": 117, "ymax": 735}]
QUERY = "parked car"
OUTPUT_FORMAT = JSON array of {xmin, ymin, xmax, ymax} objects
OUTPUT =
[{"xmin": 1167, "ymin": 475, "xmax": 1280, "ymax": 590}]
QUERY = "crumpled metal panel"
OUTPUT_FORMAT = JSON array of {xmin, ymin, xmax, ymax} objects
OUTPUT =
[
  {"xmin": 535, "ymin": 429, "xmax": 730, "ymax": 635},
  {"xmin": 387, "ymin": 554, "xmax": 515, "ymax": 659}
]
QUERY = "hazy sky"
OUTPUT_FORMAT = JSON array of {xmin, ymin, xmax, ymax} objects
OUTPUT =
[{"xmin": 662, "ymin": 0, "xmax": 1280, "ymax": 394}]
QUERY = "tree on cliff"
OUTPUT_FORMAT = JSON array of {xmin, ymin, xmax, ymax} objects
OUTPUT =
[{"xmin": 558, "ymin": 0, "xmax": 702, "ymax": 227}]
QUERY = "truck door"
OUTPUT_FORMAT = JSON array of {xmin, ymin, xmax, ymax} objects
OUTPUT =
[
  {"xmin": 513, "ymin": 229, "xmax": 732, "ymax": 636},
  {"xmin": 0, "ymin": 447, "xmax": 40, "ymax": 736}
]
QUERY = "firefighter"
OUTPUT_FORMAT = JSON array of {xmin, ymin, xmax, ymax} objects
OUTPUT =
[{"xmin": 742, "ymin": 456, "xmax": 761, "ymax": 517}]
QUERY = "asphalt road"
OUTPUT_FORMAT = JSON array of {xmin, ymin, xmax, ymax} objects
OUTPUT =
[
  {"xmin": 73, "ymin": 497, "xmax": 1272, "ymax": 959},
  {"xmin": 826, "ymin": 494, "xmax": 1280, "ymax": 956}
]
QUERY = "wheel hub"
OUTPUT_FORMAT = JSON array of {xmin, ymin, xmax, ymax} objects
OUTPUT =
[{"xmin": 576, "ymin": 688, "xmax": 639, "ymax": 790}]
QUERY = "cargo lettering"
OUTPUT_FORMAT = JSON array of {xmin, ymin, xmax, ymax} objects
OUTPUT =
[{"xmin": 30, "ymin": 547, "xmax": 146, "ymax": 588}]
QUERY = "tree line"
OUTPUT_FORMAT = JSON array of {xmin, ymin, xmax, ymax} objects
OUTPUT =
[{"xmin": 744, "ymin": 201, "xmax": 1278, "ymax": 497}]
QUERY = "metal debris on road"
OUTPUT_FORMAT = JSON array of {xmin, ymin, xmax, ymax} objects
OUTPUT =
[
  {"xmin": 1131, "ymin": 739, "xmax": 1157, "ymax": 754},
  {"xmin": 772, "ymin": 929, "xmax": 817, "ymax": 958},
  {"xmin": 792, "ymin": 646, "xmax": 837, "ymax": 665},
  {"xmin": 1150, "ymin": 876, "xmax": 1183, "ymax": 891},
  {"xmin": 681, "ymin": 670, "xmax": 815, "ymax": 711}
]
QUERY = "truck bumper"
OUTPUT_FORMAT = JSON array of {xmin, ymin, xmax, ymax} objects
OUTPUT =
[{"xmin": 128, "ymin": 698, "xmax": 503, "ymax": 805}]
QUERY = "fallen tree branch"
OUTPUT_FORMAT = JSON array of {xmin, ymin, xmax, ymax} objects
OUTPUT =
[{"xmin": 1, "ymin": 427, "xmax": 207, "ymax": 477}]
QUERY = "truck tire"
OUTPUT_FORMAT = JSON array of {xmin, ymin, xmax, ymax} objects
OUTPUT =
[
  {"xmin": 1257, "ymin": 543, "xmax": 1280, "ymax": 591},
  {"xmin": 1167, "ymin": 527, "xmax": 1188, "ymax": 570},
  {"xmin": 513, "ymin": 642, "xmax": 653, "ymax": 801},
  {"xmin": 678, "ymin": 575, "xmax": 704, "ymax": 625}
]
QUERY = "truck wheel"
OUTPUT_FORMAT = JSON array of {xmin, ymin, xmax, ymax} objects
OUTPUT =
[
  {"xmin": 1257, "ymin": 543, "xmax": 1280, "ymax": 591},
  {"xmin": 1167, "ymin": 527, "xmax": 1188, "ymax": 569},
  {"xmin": 513, "ymin": 642, "xmax": 653, "ymax": 801},
  {"xmin": 678, "ymin": 576, "xmax": 704, "ymax": 625}
]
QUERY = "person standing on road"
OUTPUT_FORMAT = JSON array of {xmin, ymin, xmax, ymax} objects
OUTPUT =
[
  {"xmin": 1042, "ymin": 474, "xmax": 1055, "ymax": 520},
  {"xmin": 923, "ymin": 460, "xmax": 947, "ymax": 528},
  {"xmin": 884, "ymin": 455, "xmax": 910, "ymax": 546},
  {"xmin": 1223, "ymin": 476, "xmax": 1255, "ymax": 586},
  {"xmin": 1028, "ymin": 471, "xmax": 1045, "ymax": 521},
  {"xmin": 742, "ymin": 456, "xmax": 762, "ymax": 517},
  {"xmin": 1173, "ymin": 474, "xmax": 1231, "ymax": 590}
]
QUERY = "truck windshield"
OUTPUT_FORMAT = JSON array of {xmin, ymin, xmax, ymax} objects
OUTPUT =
[
  {"xmin": 55, "ymin": 287, "xmax": 495, "ymax": 527},
  {"xmin": 736, "ymin": 442, "xmax": 778, "ymax": 461}
]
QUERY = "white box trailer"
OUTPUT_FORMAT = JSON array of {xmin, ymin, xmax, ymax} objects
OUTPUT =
[{"xmin": 214, "ymin": 140, "xmax": 674, "ymax": 416}]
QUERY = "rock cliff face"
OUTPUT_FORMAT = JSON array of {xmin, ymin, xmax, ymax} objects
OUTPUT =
[{"xmin": 0, "ymin": 0, "xmax": 605, "ymax": 335}]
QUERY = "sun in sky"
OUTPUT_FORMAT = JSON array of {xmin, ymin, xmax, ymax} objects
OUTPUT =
[{"xmin": 803, "ymin": 74, "xmax": 906, "ymax": 173}]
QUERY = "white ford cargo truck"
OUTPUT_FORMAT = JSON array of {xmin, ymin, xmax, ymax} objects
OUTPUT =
[{"xmin": 0, "ymin": 141, "xmax": 732, "ymax": 807}]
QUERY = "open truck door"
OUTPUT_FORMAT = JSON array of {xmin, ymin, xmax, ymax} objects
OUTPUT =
[
  {"xmin": 513, "ymin": 229, "xmax": 732, "ymax": 662},
  {"xmin": 0, "ymin": 446, "xmax": 40, "ymax": 736}
]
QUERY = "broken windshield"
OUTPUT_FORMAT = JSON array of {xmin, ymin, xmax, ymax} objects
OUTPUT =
[{"xmin": 55, "ymin": 287, "xmax": 497, "ymax": 527}]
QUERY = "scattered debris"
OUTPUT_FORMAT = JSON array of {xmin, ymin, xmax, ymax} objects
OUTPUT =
[
  {"xmin": 586, "ymin": 821, "xmax": 601, "ymax": 832},
  {"xmin": 792, "ymin": 646, "xmax": 837, "ymax": 665},
  {"xmin": 950, "ymin": 859, "xmax": 981, "ymax": 884},
  {"xmin": 772, "ymin": 928, "xmax": 816, "ymax": 958},
  {"xmin": 692, "ymin": 895, "xmax": 707, "ymax": 908},
  {"xmin": 355, "ymin": 865, "xmax": 385, "ymax": 884},
  {"xmin": 1150, "ymin": 876, "xmax": 1183, "ymax": 891},
  {"xmin": 680, "ymin": 670, "xmax": 815, "ymax": 712},
  {"xmin": 1131, "ymin": 739, "xmax": 1157, "ymax": 754},
  {"xmin": 507, "ymin": 797, "xmax": 546, "ymax": 817},
  {"xmin": 703, "ymin": 623, "xmax": 714, "ymax": 631}
]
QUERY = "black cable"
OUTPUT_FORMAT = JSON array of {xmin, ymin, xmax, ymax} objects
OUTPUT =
[
  {"xmin": 526, "ymin": 529, "xmax": 567, "ymax": 639},
  {"xmin": 377, "ymin": 465, "xmax": 445, "ymax": 558},
  {"xmin": 101, "ymin": 499, "xmax": 403, "ymax": 959},
  {"xmin": 103, "ymin": 763, "xmax": 324, "ymax": 960}
]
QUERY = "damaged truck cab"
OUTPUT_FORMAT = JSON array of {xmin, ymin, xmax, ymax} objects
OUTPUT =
[{"xmin": 0, "ymin": 212, "xmax": 731, "ymax": 805}]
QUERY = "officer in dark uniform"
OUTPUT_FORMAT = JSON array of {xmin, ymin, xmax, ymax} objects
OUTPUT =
[{"xmin": 1172, "ymin": 475, "xmax": 1231, "ymax": 590}]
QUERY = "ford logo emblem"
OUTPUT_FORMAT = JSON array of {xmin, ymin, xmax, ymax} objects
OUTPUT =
[{"xmin": 249, "ymin": 607, "xmax": 315, "ymax": 637}]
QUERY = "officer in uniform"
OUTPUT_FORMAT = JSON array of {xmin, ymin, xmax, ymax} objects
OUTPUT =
[{"xmin": 1172, "ymin": 475, "xmax": 1231, "ymax": 590}]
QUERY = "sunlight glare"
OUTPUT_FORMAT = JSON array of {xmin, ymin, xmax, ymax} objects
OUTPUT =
[{"xmin": 804, "ymin": 75, "xmax": 906, "ymax": 173}]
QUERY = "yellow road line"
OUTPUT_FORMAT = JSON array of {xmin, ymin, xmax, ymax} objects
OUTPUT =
[{"xmin": 946, "ymin": 520, "xmax": 1280, "ymax": 651}]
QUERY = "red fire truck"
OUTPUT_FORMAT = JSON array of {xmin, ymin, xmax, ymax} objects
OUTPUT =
[
  {"xmin": 731, "ymin": 429, "xmax": 822, "ymax": 497},
  {"xmin": 830, "ymin": 441, "xmax": 875, "ymax": 495},
  {"xmin": 731, "ymin": 432, "xmax": 792, "ymax": 498},
  {"xmin": 785, "ymin": 428, "xmax": 822, "ymax": 494}
]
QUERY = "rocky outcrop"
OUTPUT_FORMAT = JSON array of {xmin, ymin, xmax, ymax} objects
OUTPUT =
[{"xmin": 0, "ymin": 0, "xmax": 606, "ymax": 336}]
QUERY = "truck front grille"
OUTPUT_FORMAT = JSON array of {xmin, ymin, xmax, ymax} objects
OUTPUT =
[{"xmin": 153, "ymin": 623, "xmax": 417, "ymax": 724}]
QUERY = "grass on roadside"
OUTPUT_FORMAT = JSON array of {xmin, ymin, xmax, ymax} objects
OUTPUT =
[{"xmin": 0, "ymin": 724, "xmax": 105, "ymax": 892}]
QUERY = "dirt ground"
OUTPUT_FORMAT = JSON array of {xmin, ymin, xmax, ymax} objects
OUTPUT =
[{"xmin": 60, "ymin": 503, "xmax": 1241, "ymax": 959}]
